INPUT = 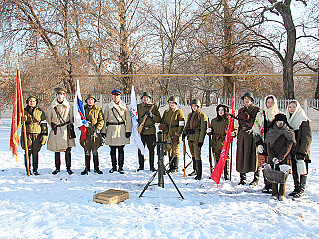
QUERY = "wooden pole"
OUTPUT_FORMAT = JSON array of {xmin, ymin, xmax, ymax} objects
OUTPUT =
[{"xmin": 22, "ymin": 121, "xmax": 30, "ymax": 176}]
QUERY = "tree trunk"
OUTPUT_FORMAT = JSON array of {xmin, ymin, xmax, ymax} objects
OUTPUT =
[{"xmin": 315, "ymin": 61, "xmax": 319, "ymax": 99}]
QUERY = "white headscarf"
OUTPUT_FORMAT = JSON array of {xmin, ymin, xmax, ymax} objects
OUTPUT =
[
  {"xmin": 251, "ymin": 95, "xmax": 279, "ymax": 140},
  {"xmin": 286, "ymin": 100, "xmax": 309, "ymax": 130}
]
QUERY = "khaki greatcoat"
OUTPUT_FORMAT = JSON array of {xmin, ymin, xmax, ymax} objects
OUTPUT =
[
  {"xmin": 46, "ymin": 99, "xmax": 76, "ymax": 152},
  {"xmin": 102, "ymin": 100, "xmax": 132, "ymax": 146}
]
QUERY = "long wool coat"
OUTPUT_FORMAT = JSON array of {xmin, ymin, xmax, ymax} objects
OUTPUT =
[
  {"xmin": 46, "ymin": 99, "xmax": 76, "ymax": 152},
  {"xmin": 236, "ymin": 104, "xmax": 261, "ymax": 173},
  {"xmin": 102, "ymin": 101, "xmax": 132, "ymax": 146}
]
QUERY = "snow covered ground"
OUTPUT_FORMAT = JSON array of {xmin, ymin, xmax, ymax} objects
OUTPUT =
[{"xmin": 0, "ymin": 118, "xmax": 318, "ymax": 239}]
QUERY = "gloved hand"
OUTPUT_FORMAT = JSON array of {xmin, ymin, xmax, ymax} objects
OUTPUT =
[
  {"xmin": 182, "ymin": 134, "xmax": 186, "ymax": 140},
  {"xmin": 21, "ymin": 115, "xmax": 27, "ymax": 122},
  {"xmin": 257, "ymin": 145, "xmax": 264, "ymax": 154},
  {"xmin": 125, "ymin": 132, "xmax": 131, "ymax": 138},
  {"xmin": 142, "ymin": 111, "xmax": 153, "ymax": 119},
  {"xmin": 101, "ymin": 133, "xmax": 106, "ymax": 139},
  {"xmin": 198, "ymin": 142, "xmax": 203, "ymax": 147},
  {"xmin": 272, "ymin": 157, "xmax": 279, "ymax": 164},
  {"xmin": 231, "ymin": 131, "xmax": 236, "ymax": 137},
  {"xmin": 51, "ymin": 123, "xmax": 57, "ymax": 135},
  {"xmin": 40, "ymin": 135, "xmax": 47, "ymax": 145}
]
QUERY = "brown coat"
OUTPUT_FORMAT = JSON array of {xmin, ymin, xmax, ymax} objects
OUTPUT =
[
  {"xmin": 102, "ymin": 100, "xmax": 132, "ymax": 146},
  {"xmin": 46, "ymin": 99, "xmax": 76, "ymax": 152},
  {"xmin": 267, "ymin": 134, "xmax": 294, "ymax": 167},
  {"xmin": 292, "ymin": 120, "xmax": 312, "ymax": 162},
  {"xmin": 236, "ymin": 104, "xmax": 261, "ymax": 173},
  {"xmin": 137, "ymin": 103, "xmax": 161, "ymax": 135}
]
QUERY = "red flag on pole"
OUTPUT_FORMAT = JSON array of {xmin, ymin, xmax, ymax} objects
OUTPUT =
[
  {"xmin": 210, "ymin": 82, "xmax": 236, "ymax": 185},
  {"xmin": 9, "ymin": 69, "xmax": 24, "ymax": 162}
]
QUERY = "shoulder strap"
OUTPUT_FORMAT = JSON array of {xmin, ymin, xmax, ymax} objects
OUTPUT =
[{"xmin": 54, "ymin": 106, "xmax": 65, "ymax": 124}]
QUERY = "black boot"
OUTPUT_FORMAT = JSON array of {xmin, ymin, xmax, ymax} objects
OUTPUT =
[
  {"xmin": 278, "ymin": 183, "xmax": 286, "ymax": 201},
  {"xmin": 238, "ymin": 173, "xmax": 247, "ymax": 185},
  {"xmin": 249, "ymin": 170, "xmax": 260, "ymax": 186},
  {"xmin": 33, "ymin": 153, "xmax": 40, "ymax": 175},
  {"xmin": 109, "ymin": 151, "xmax": 117, "ymax": 173},
  {"xmin": 224, "ymin": 160, "xmax": 229, "ymax": 180},
  {"xmin": 294, "ymin": 175, "xmax": 307, "ymax": 198},
  {"xmin": 188, "ymin": 157, "xmax": 197, "ymax": 176},
  {"xmin": 52, "ymin": 152, "xmax": 61, "ymax": 174},
  {"xmin": 118, "ymin": 149, "xmax": 125, "ymax": 174},
  {"xmin": 149, "ymin": 152, "xmax": 156, "ymax": 172},
  {"xmin": 137, "ymin": 149, "xmax": 144, "ymax": 171},
  {"xmin": 271, "ymin": 183, "xmax": 279, "ymax": 200},
  {"xmin": 170, "ymin": 157, "xmax": 178, "ymax": 173},
  {"xmin": 65, "ymin": 150, "xmax": 73, "ymax": 175},
  {"xmin": 262, "ymin": 183, "xmax": 272, "ymax": 194},
  {"xmin": 194, "ymin": 160, "xmax": 202, "ymax": 180},
  {"xmin": 81, "ymin": 154, "xmax": 91, "ymax": 175},
  {"xmin": 288, "ymin": 170, "xmax": 300, "ymax": 196},
  {"xmin": 93, "ymin": 154, "xmax": 103, "ymax": 174}
]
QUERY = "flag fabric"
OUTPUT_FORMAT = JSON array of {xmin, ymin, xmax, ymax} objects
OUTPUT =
[
  {"xmin": 9, "ymin": 69, "xmax": 24, "ymax": 162},
  {"xmin": 210, "ymin": 82, "xmax": 236, "ymax": 185},
  {"xmin": 130, "ymin": 85, "xmax": 146, "ymax": 155},
  {"xmin": 73, "ymin": 80, "xmax": 88, "ymax": 139}
]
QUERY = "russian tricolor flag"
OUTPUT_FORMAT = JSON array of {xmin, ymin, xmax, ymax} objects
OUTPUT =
[{"xmin": 74, "ymin": 80, "xmax": 88, "ymax": 139}]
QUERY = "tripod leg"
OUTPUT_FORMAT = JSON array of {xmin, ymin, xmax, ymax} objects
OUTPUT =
[
  {"xmin": 164, "ymin": 167, "xmax": 184, "ymax": 199},
  {"xmin": 139, "ymin": 170, "xmax": 158, "ymax": 198}
]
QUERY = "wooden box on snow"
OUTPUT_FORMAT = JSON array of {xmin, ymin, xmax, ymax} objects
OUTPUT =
[{"xmin": 93, "ymin": 189, "xmax": 129, "ymax": 204}]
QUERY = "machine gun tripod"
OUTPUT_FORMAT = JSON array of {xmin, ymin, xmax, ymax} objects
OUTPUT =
[{"xmin": 139, "ymin": 131, "xmax": 184, "ymax": 199}]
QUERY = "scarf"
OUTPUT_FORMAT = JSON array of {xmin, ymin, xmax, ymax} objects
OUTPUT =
[
  {"xmin": 265, "ymin": 124, "xmax": 296, "ymax": 147},
  {"xmin": 251, "ymin": 95, "xmax": 279, "ymax": 140},
  {"xmin": 286, "ymin": 101, "xmax": 309, "ymax": 130}
]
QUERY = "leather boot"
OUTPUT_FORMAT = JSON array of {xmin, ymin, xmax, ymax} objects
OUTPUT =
[
  {"xmin": 52, "ymin": 152, "xmax": 61, "ymax": 174},
  {"xmin": 93, "ymin": 154, "xmax": 103, "ymax": 174},
  {"xmin": 168, "ymin": 156, "xmax": 174, "ymax": 172},
  {"xmin": 109, "ymin": 152, "xmax": 117, "ymax": 173},
  {"xmin": 65, "ymin": 150, "xmax": 73, "ymax": 175},
  {"xmin": 278, "ymin": 183, "xmax": 286, "ymax": 201},
  {"xmin": 174, "ymin": 157, "xmax": 179, "ymax": 172},
  {"xmin": 271, "ymin": 183, "xmax": 279, "ymax": 200},
  {"xmin": 118, "ymin": 149, "xmax": 125, "ymax": 174},
  {"xmin": 33, "ymin": 153, "xmax": 40, "ymax": 175},
  {"xmin": 262, "ymin": 174, "xmax": 272, "ymax": 194},
  {"xmin": 249, "ymin": 170, "xmax": 260, "ymax": 186},
  {"xmin": 149, "ymin": 152, "xmax": 156, "ymax": 172},
  {"xmin": 294, "ymin": 175, "xmax": 307, "ymax": 198},
  {"xmin": 81, "ymin": 154, "xmax": 91, "ymax": 175},
  {"xmin": 194, "ymin": 160, "xmax": 202, "ymax": 180},
  {"xmin": 238, "ymin": 173, "xmax": 247, "ymax": 185},
  {"xmin": 188, "ymin": 157, "xmax": 197, "ymax": 176},
  {"xmin": 137, "ymin": 149, "xmax": 144, "ymax": 171},
  {"xmin": 288, "ymin": 170, "xmax": 300, "ymax": 196},
  {"xmin": 224, "ymin": 160, "xmax": 229, "ymax": 180}
]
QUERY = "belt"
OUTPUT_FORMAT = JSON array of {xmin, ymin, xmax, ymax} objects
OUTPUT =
[
  {"xmin": 211, "ymin": 134, "xmax": 223, "ymax": 140},
  {"xmin": 56, "ymin": 121, "xmax": 70, "ymax": 127},
  {"xmin": 241, "ymin": 127, "xmax": 248, "ymax": 131},
  {"xmin": 26, "ymin": 122, "xmax": 40, "ymax": 125},
  {"xmin": 107, "ymin": 121, "xmax": 125, "ymax": 125},
  {"xmin": 144, "ymin": 124, "xmax": 155, "ymax": 130},
  {"xmin": 169, "ymin": 125, "xmax": 179, "ymax": 128},
  {"xmin": 189, "ymin": 129, "xmax": 201, "ymax": 134}
]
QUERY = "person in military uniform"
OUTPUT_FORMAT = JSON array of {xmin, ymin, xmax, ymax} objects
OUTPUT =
[
  {"xmin": 101, "ymin": 89, "xmax": 132, "ymax": 174},
  {"xmin": 46, "ymin": 87, "xmax": 76, "ymax": 175},
  {"xmin": 159, "ymin": 96, "xmax": 185, "ymax": 173},
  {"xmin": 20, "ymin": 96, "xmax": 47, "ymax": 175},
  {"xmin": 209, "ymin": 104, "xmax": 237, "ymax": 180},
  {"xmin": 80, "ymin": 94, "xmax": 104, "ymax": 175},
  {"xmin": 182, "ymin": 99, "xmax": 207, "ymax": 180},
  {"xmin": 236, "ymin": 92, "xmax": 261, "ymax": 185},
  {"xmin": 137, "ymin": 92, "xmax": 161, "ymax": 172}
]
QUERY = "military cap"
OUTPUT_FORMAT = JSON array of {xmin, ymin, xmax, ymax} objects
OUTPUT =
[
  {"xmin": 141, "ymin": 92, "xmax": 152, "ymax": 99},
  {"xmin": 216, "ymin": 104, "xmax": 229, "ymax": 114},
  {"xmin": 86, "ymin": 94, "xmax": 96, "ymax": 102},
  {"xmin": 111, "ymin": 89, "xmax": 122, "ymax": 95},
  {"xmin": 167, "ymin": 96, "xmax": 178, "ymax": 104},
  {"xmin": 26, "ymin": 95, "xmax": 38, "ymax": 105},
  {"xmin": 190, "ymin": 99, "xmax": 201, "ymax": 108},
  {"xmin": 54, "ymin": 87, "xmax": 67, "ymax": 94},
  {"xmin": 241, "ymin": 92, "xmax": 254, "ymax": 102}
]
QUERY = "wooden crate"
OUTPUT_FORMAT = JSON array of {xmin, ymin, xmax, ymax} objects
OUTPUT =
[{"xmin": 93, "ymin": 189, "xmax": 129, "ymax": 204}]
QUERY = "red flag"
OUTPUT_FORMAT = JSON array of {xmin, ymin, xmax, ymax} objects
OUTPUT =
[
  {"xmin": 9, "ymin": 69, "xmax": 24, "ymax": 162},
  {"xmin": 210, "ymin": 82, "xmax": 236, "ymax": 185}
]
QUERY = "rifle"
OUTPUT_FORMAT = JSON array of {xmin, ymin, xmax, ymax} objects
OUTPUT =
[
  {"xmin": 208, "ymin": 117, "xmax": 213, "ymax": 175},
  {"xmin": 138, "ymin": 88, "xmax": 166, "ymax": 134},
  {"xmin": 229, "ymin": 114, "xmax": 253, "ymax": 129}
]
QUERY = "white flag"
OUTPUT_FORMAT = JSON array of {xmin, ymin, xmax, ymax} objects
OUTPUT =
[
  {"xmin": 130, "ymin": 85, "xmax": 146, "ymax": 155},
  {"xmin": 73, "ymin": 80, "xmax": 88, "ymax": 128}
]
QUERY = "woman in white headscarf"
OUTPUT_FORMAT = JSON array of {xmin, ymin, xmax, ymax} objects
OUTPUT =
[
  {"xmin": 286, "ymin": 100, "xmax": 312, "ymax": 198},
  {"xmin": 250, "ymin": 95, "xmax": 279, "ymax": 191}
]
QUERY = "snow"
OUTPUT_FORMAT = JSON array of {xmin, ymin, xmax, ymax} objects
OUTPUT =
[{"xmin": 1, "ymin": 118, "xmax": 319, "ymax": 239}]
